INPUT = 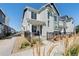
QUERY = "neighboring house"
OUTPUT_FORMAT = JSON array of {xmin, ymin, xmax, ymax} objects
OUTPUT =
[
  {"xmin": 0, "ymin": 9, "xmax": 16, "ymax": 38},
  {"xmin": 22, "ymin": 3, "xmax": 75, "ymax": 39},
  {"xmin": 0, "ymin": 9, "xmax": 7, "ymax": 37},
  {"xmin": 59, "ymin": 16, "xmax": 75, "ymax": 34}
]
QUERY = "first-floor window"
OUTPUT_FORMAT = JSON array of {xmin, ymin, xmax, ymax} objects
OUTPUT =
[{"xmin": 32, "ymin": 25, "xmax": 37, "ymax": 32}]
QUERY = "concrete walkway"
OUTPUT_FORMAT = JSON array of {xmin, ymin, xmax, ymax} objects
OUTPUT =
[{"xmin": 0, "ymin": 37, "xmax": 16, "ymax": 56}]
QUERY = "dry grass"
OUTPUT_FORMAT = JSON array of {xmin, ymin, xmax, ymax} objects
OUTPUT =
[
  {"xmin": 12, "ymin": 36, "xmax": 43, "ymax": 54},
  {"xmin": 63, "ymin": 33, "xmax": 79, "ymax": 56},
  {"xmin": 65, "ymin": 44, "xmax": 79, "ymax": 56},
  {"xmin": 46, "ymin": 44, "xmax": 56, "ymax": 56},
  {"xmin": 32, "ymin": 42, "xmax": 57, "ymax": 56},
  {"xmin": 34, "ymin": 33, "xmax": 79, "ymax": 56},
  {"xmin": 12, "ymin": 33, "xmax": 79, "ymax": 56},
  {"xmin": 12, "ymin": 36, "xmax": 31, "ymax": 53}
]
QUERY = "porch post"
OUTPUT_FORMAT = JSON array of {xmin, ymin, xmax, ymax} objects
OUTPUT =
[
  {"xmin": 38, "ymin": 25, "xmax": 40, "ymax": 43},
  {"xmin": 30, "ymin": 31, "xmax": 32, "ymax": 46}
]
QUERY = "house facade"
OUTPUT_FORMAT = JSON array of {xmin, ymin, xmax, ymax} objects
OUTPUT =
[
  {"xmin": 0, "ymin": 9, "xmax": 16, "ymax": 38},
  {"xmin": 59, "ymin": 16, "xmax": 75, "ymax": 34},
  {"xmin": 22, "ymin": 3, "xmax": 75, "ymax": 39},
  {"xmin": 0, "ymin": 9, "xmax": 7, "ymax": 37}
]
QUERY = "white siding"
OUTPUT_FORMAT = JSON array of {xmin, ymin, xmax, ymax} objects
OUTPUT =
[
  {"xmin": 22, "ymin": 10, "xmax": 32, "ymax": 32},
  {"xmin": 59, "ymin": 21, "xmax": 64, "ymax": 33},
  {"xmin": 38, "ymin": 8, "xmax": 58, "ymax": 37},
  {"xmin": 66, "ymin": 21, "xmax": 74, "ymax": 33},
  {"xmin": 59, "ymin": 20, "xmax": 74, "ymax": 34},
  {"xmin": 39, "ymin": 9, "xmax": 48, "ymax": 36}
]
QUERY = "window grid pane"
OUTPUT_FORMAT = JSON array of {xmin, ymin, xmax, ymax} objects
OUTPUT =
[{"xmin": 31, "ymin": 12, "xmax": 37, "ymax": 19}]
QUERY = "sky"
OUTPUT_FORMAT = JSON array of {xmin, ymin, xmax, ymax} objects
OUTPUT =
[{"xmin": 0, "ymin": 3, "xmax": 79, "ymax": 31}]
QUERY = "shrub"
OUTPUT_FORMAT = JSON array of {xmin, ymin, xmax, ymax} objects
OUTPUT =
[
  {"xmin": 31, "ymin": 39, "xmax": 43, "ymax": 46},
  {"xmin": 20, "ymin": 42, "xmax": 30, "ymax": 49},
  {"xmin": 20, "ymin": 38, "xmax": 43, "ymax": 49},
  {"xmin": 31, "ymin": 39, "xmax": 38, "ymax": 44},
  {"xmin": 65, "ymin": 44, "xmax": 79, "ymax": 56}
]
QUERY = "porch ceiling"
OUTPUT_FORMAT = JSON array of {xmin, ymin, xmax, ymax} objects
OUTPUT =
[{"xmin": 27, "ymin": 20, "xmax": 46, "ymax": 26}]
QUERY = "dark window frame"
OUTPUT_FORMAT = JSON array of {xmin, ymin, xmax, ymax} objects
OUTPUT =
[
  {"xmin": 31, "ymin": 12, "xmax": 37, "ymax": 19},
  {"xmin": 32, "ymin": 25, "xmax": 37, "ymax": 33},
  {"xmin": 54, "ymin": 16, "xmax": 57, "ymax": 21},
  {"xmin": 48, "ymin": 11, "xmax": 52, "ymax": 19},
  {"xmin": 48, "ymin": 20, "xmax": 50, "ymax": 27}
]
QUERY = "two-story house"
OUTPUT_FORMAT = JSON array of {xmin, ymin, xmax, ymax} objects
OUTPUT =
[
  {"xmin": 22, "ymin": 3, "xmax": 75, "ymax": 39},
  {"xmin": 0, "ymin": 9, "xmax": 7, "ymax": 37},
  {"xmin": 0, "ymin": 9, "xmax": 16, "ymax": 38}
]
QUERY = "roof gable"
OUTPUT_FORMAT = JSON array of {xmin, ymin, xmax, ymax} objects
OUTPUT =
[
  {"xmin": 24, "ymin": 3, "xmax": 59, "ymax": 15},
  {"xmin": 23, "ymin": 3, "xmax": 60, "ymax": 19},
  {"xmin": 39, "ymin": 3, "xmax": 60, "ymax": 15}
]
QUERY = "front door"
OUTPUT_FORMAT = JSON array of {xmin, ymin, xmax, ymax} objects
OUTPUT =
[
  {"xmin": 32, "ymin": 25, "xmax": 37, "ymax": 35},
  {"xmin": 32, "ymin": 25, "xmax": 42, "ymax": 36}
]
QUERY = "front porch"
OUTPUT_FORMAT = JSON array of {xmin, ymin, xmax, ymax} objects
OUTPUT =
[
  {"xmin": 31, "ymin": 25, "xmax": 42, "ymax": 36},
  {"xmin": 27, "ymin": 20, "xmax": 46, "ymax": 36}
]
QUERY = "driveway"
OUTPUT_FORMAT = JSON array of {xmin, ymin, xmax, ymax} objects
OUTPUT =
[{"xmin": 0, "ymin": 37, "xmax": 16, "ymax": 56}]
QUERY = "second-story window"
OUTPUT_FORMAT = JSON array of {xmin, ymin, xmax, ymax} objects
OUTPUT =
[
  {"xmin": 54, "ymin": 16, "xmax": 57, "ymax": 21},
  {"xmin": 48, "ymin": 11, "xmax": 52, "ymax": 19},
  {"xmin": 31, "ymin": 12, "xmax": 37, "ymax": 19}
]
